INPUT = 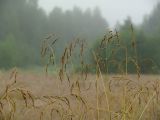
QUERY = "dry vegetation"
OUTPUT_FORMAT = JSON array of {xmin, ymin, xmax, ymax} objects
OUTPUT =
[{"xmin": 0, "ymin": 28, "xmax": 160, "ymax": 120}]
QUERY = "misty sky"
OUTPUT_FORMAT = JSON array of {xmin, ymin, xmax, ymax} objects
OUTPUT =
[{"xmin": 38, "ymin": 0, "xmax": 159, "ymax": 27}]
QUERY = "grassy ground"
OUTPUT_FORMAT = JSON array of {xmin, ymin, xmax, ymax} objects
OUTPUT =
[
  {"xmin": 0, "ymin": 29, "xmax": 159, "ymax": 120},
  {"xmin": 0, "ymin": 69, "xmax": 160, "ymax": 120}
]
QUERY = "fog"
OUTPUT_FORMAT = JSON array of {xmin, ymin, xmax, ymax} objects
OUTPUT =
[
  {"xmin": 1, "ymin": 1, "xmax": 160, "ymax": 120},
  {"xmin": 38, "ymin": 0, "xmax": 158, "ymax": 27},
  {"xmin": 1, "ymin": 0, "xmax": 160, "ymax": 71}
]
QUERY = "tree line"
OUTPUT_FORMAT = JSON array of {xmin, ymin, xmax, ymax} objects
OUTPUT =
[{"xmin": 0, "ymin": 0, "xmax": 160, "ymax": 73}]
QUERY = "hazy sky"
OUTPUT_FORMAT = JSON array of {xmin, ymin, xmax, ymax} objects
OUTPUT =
[{"xmin": 38, "ymin": 0, "xmax": 159, "ymax": 27}]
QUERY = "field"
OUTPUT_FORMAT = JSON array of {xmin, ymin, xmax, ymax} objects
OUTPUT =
[
  {"xmin": 0, "ymin": 31, "xmax": 160, "ymax": 120},
  {"xmin": 0, "ymin": 69, "xmax": 160, "ymax": 120},
  {"xmin": 2, "ymin": 1, "xmax": 160, "ymax": 119}
]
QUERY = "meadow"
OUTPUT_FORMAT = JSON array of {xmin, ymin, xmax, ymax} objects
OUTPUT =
[
  {"xmin": 1, "ymin": 1, "xmax": 160, "ymax": 120},
  {"xmin": 0, "ymin": 70, "xmax": 160, "ymax": 120},
  {"xmin": 0, "ymin": 30, "xmax": 160, "ymax": 120}
]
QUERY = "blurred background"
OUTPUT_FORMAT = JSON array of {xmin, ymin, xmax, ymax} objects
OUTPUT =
[{"xmin": 0, "ymin": 0, "xmax": 160, "ymax": 73}]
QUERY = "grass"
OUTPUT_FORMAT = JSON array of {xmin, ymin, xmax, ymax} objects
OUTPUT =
[
  {"xmin": 0, "ymin": 72, "xmax": 160, "ymax": 120},
  {"xmin": 0, "ymin": 27, "xmax": 160, "ymax": 120}
]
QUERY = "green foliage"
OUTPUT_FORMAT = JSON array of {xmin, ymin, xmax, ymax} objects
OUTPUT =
[
  {"xmin": 0, "ymin": 0, "xmax": 107, "ymax": 69},
  {"xmin": 92, "ymin": 12, "xmax": 160, "ymax": 74},
  {"xmin": 0, "ymin": 34, "xmax": 21, "ymax": 68},
  {"xmin": 0, "ymin": 0, "xmax": 160, "ymax": 74}
]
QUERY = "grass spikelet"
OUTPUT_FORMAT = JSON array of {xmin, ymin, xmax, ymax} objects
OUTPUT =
[{"xmin": 0, "ymin": 25, "xmax": 159, "ymax": 120}]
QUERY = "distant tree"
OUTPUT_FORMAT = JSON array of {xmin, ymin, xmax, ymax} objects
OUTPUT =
[
  {"xmin": 141, "ymin": 2, "xmax": 160, "ymax": 73},
  {"xmin": 0, "ymin": 0, "xmax": 108, "ymax": 69}
]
